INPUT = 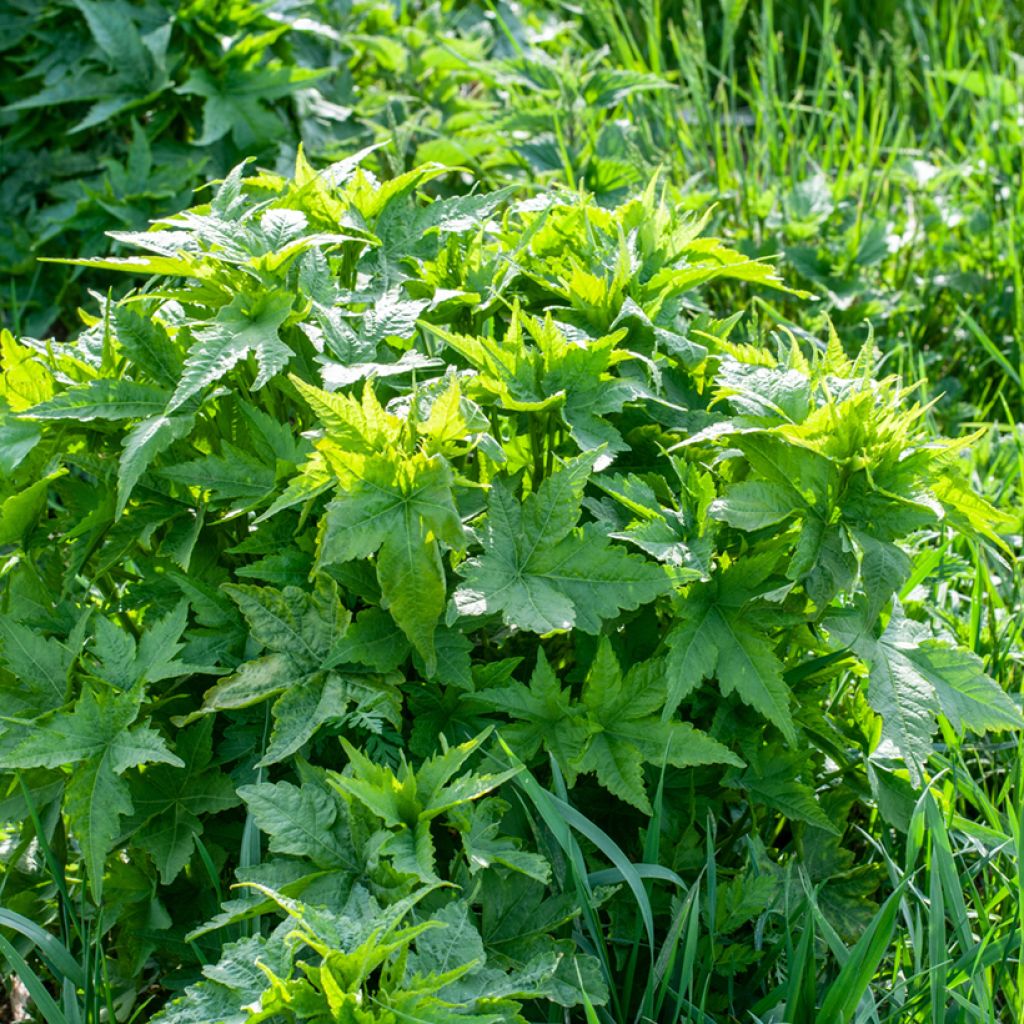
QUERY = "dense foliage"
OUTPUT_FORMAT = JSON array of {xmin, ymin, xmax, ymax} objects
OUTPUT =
[{"xmin": 3, "ymin": 1, "xmax": 1024, "ymax": 1023}]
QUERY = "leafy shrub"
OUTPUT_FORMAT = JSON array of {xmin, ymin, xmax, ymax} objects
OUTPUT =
[{"xmin": 0, "ymin": 155, "xmax": 1019, "ymax": 1020}]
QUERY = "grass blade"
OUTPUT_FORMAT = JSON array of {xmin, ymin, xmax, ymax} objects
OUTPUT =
[
  {"xmin": 0, "ymin": 910, "xmax": 84, "ymax": 989},
  {"xmin": 815, "ymin": 880, "xmax": 907, "ymax": 1024},
  {"xmin": 0, "ymin": 933, "xmax": 69, "ymax": 1024}
]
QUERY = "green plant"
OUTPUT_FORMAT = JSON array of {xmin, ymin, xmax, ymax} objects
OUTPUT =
[
  {"xmin": 6, "ymin": 0, "xmax": 1024, "ymax": 1018},
  {"xmin": 0, "ymin": 0, "xmax": 567, "ymax": 338},
  {"xmin": 1, "ymin": 148, "xmax": 1020, "ymax": 1022}
]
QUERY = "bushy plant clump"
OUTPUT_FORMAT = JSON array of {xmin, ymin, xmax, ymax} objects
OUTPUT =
[{"xmin": 0, "ymin": 156, "xmax": 1019, "ymax": 1021}]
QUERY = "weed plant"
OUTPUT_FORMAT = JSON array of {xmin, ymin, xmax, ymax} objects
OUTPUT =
[{"xmin": 2, "ymin": 1, "xmax": 1024, "ymax": 1022}]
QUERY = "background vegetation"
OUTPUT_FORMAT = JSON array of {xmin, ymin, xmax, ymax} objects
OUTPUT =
[{"xmin": 2, "ymin": 0, "xmax": 1023, "ymax": 1022}]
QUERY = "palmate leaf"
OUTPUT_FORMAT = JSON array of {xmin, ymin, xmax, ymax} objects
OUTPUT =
[
  {"xmin": 478, "ymin": 874, "xmax": 608, "ymax": 1008},
  {"xmin": 437, "ymin": 311, "xmax": 636, "ymax": 455},
  {"xmin": 827, "ymin": 606, "xmax": 1023, "ymax": 784},
  {"xmin": 177, "ymin": 64, "xmax": 324, "ymax": 149},
  {"xmin": 167, "ymin": 290, "xmax": 294, "ymax": 412},
  {"xmin": 409, "ymin": 900, "xmax": 486, "ymax": 979},
  {"xmin": 292, "ymin": 377, "xmax": 467, "ymax": 671},
  {"xmin": 88, "ymin": 600, "xmax": 216, "ymax": 688},
  {"xmin": 470, "ymin": 649, "xmax": 588, "ymax": 767},
  {"xmin": 373, "ymin": 184, "xmax": 512, "ymax": 262},
  {"xmin": 238, "ymin": 780, "xmax": 358, "ymax": 871},
  {"xmin": 732, "ymin": 747, "xmax": 839, "ymax": 834},
  {"xmin": 665, "ymin": 576, "xmax": 796, "ymax": 742},
  {"xmin": 667, "ymin": 601, "xmax": 794, "ymax": 739},
  {"xmin": 529, "ymin": 317, "xmax": 637, "ymax": 454},
  {"xmin": 131, "ymin": 719, "xmax": 240, "ymax": 883},
  {"xmin": 317, "ymin": 447, "xmax": 465, "ymax": 673},
  {"xmin": 187, "ymin": 658, "xmax": 395, "ymax": 766},
  {"xmin": 317, "ymin": 450, "xmax": 451, "ymax": 558},
  {"xmin": 474, "ymin": 643, "xmax": 739, "ymax": 812},
  {"xmin": 0, "ymin": 686, "xmax": 182, "ymax": 899},
  {"xmin": 574, "ymin": 640, "xmax": 741, "ymax": 812},
  {"xmin": 182, "ymin": 580, "xmax": 368, "ymax": 763},
  {"xmin": 72, "ymin": 0, "xmax": 157, "ymax": 91},
  {"xmin": 223, "ymin": 579, "xmax": 349, "ymax": 674},
  {"xmin": 0, "ymin": 616, "xmax": 73, "ymax": 719},
  {"xmin": 175, "ymin": 879, "xmax": 577, "ymax": 1024},
  {"xmin": 451, "ymin": 798, "xmax": 551, "ymax": 882},
  {"xmin": 154, "ymin": 930, "xmax": 292, "ymax": 1024},
  {"xmin": 232, "ymin": 884, "xmax": 448, "ymax": 1007},
  {"xmin": 453, "ymin": 456, "xmax": 671, "ymax": 634}
]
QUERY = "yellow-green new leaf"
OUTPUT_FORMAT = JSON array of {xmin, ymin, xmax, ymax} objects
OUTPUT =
[{"xmin": 317, "ymin": 451, "xmax": 463, "ymax": 673}]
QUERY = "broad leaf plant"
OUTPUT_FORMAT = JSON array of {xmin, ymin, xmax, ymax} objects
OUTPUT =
[{"xmin": 0, "ymin": 154, "xmax": 1018, "ymax": 1021}]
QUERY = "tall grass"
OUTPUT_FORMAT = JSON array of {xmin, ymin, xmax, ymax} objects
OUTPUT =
[{"xmin": 501, "ymin": 737, "xmax": 1024, "ymax": 1021}]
